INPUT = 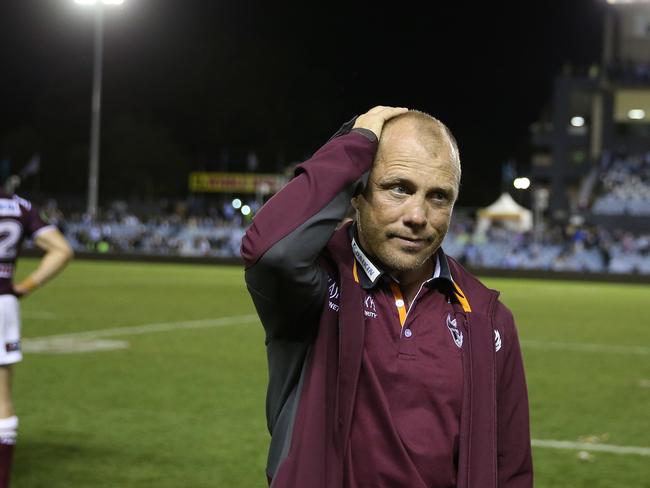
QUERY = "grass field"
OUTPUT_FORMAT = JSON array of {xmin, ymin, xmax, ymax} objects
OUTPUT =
[{"xmin": 11, "ymin": 259, "xmax": 650, "ymax": 487}]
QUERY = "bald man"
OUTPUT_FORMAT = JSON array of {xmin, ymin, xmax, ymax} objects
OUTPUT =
[{"xmin": 242, "ymin": 106, "xmax": 532, "ymax": 488}]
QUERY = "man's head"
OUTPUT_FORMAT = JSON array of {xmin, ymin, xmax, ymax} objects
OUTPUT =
[{"xmin": 351, "ymin": 110, "xmax": 460, "ymax": 276}]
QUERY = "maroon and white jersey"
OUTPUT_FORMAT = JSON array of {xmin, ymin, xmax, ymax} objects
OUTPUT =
[{"xmin": 0, "ymin": 192, "xmax": 55, "ymax": 295}]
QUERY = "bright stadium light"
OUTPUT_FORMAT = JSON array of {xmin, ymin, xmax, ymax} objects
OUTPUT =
[
  {"xmin": 628, "ymin": 109, "xmax": 646, "ymax": 120},
  {"xmin": 232, "ymin": 198, "xmax": 242, "ymax": 209},
  {"xmin": 570, "ymin": 116, "xmax": 585, "ymax": 127},
  {"xmin": 74, "ymin": 0, "xmax": 125, "ymax": 218},
  {"xmin": 75, "ymin": 0, "xmax": 125, "ymax": 4},
  {"xmin": 606, "ymin": 0, "xmax": 650, "ymax": 4},
  {"xmin": 513, "ymin": 177, "xmax": 531, "ymax": 190},
  {"xmin": 241, "ymin": 205, "xmax": 252, "ymax": 216}
]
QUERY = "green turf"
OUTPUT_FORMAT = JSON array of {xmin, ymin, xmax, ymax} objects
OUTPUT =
[{"xmin": 10, "ymin": 260, "xmax": 650, "ymax": 487}]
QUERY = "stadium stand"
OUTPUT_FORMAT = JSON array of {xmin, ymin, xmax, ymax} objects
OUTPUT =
[
  {"xmin": 28, "ymin": 199, "xmax": 650, "ymax": 275},
  {"xmin": 443, "ymin": 217, "xmax": 650, "ymax": 274},
  {"xmin": 591, "ymin": 151, "xmax": 650, "ymax": 216}
]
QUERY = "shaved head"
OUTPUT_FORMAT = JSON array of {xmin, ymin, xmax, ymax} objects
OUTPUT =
[{"xmin": 376, "ymin": 110, "xmax": 461, "ymax": 187}]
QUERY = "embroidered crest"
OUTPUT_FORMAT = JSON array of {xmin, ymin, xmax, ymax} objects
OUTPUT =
[
  {"xmin": 328, "ymin": 280, "xmax": 339, "ymax": 300},
  {"xmin": 327, "ymin": 277, "xmax": 340, "ymax": 312},
  {"xmin": 446, "ymin": 313, "xmax": 463, "ymax": 348},
  {"xmin": 364, "ymin": 295, "xmax": 377, "ymax": 318},
  {"xmin": 494, "ymin": 330, "xmax": 502, "ymax": 352}
]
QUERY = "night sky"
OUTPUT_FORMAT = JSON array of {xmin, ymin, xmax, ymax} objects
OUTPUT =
[{"xmin": 0, "ymin": 0, "xmax": 604, "ymax": 207}]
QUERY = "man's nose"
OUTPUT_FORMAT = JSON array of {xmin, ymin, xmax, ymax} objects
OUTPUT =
[{"xmin": 402, "ymin": 197, "xmax": 427, "ymax": 228}]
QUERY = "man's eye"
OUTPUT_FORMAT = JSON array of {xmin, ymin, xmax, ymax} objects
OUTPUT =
[{"xmin": 390, "ymin": 185, "xmax": 408, "ymax": 195}]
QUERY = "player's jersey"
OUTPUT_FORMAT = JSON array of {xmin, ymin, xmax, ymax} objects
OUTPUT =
[{"xmin": 0, "ymin": 192, "xmax": 55, "ymax": 295}]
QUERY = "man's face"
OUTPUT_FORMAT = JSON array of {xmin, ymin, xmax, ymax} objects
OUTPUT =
[{"xmin": 353, "ymin": 127, "xmax": 459, "ymax": 274}]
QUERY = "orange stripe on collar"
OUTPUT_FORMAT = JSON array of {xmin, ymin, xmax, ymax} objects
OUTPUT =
[{"xmin": 452, "ymin": 282, "xmax": 472, "ymax": 313}]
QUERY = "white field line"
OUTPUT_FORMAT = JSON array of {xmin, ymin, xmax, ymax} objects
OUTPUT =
[
  {"xmin": 25, "ymin": 314, "xmax": 260, "ymax": 341},
  {"xmin": 522, "ymin": 340, "xmax": 650, "ymax": 355},
  {"xmin": 532, "ymin": 439, "xmax": 650, "ymax": 456},
  {"xmin": 25, "ymin": 339, "xmax": 130, "ymax": 353}
]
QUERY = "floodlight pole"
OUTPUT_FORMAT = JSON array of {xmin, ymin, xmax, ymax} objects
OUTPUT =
[{"xmin": 87, "ymin": 4, "xmax": 104, "ymax": 218}]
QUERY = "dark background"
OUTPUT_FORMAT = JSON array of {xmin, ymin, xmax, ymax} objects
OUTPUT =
[{"xmin": 0, "ymin": 0, "xmax": 605, "ymax": 207}]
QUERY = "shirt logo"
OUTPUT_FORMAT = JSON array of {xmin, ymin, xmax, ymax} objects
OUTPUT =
[
  {"xmin": 364, "ymin": 295, "xmax": 377, "ymax": 319},
  {"xmin": 327, "ymin": 277, "xmax": 340, "ymax": 312},
  {"xmin": 328, "ymin": 281, "xmax": 339, "ymax": 300},
  {"xmin": 446, "ymin": 313, "xmax": 463, "ymax": 348},
  {"xmin": 494, "ymin": 330, "xmax": 502, "ymax": 352}
]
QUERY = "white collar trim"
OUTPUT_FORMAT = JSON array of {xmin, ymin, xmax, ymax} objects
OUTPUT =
[{"xmin": 351, "ymin": 237, "xmax": 382, "ymax": 283}]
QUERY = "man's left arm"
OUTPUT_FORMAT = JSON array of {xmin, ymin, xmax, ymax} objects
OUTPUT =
[
  {"xmin": 14, "ymin": 228, "xmax": 74, "ymax": 297},
  {"xmin": 494, "ymin": 301, "xmax": 533, "ymax": 487}
]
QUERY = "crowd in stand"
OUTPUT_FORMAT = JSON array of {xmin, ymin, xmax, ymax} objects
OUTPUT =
[
  {"xmin": 39, "ymin": 198, "xmax": 251, "ymax": 259},
  {"xmin": 31, "ymin": 197, "xmax": 650, "ymax": 275},
  {"xmin": 444, "ymin": 216, "xmax": 650, "ymax": 275},
  {"xmin": 591, "ymin": 150, "xmax": 650, "ymax": 216}
]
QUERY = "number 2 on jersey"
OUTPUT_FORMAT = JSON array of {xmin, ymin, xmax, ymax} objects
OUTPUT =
[{"xmin": 0, "ymin": 221, "xmax": 23, "ymax": 259}]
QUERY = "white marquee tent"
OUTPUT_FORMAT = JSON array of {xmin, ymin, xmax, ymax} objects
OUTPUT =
[{"xmin": 475, "ymin": 192, "xmax": 533, "ymax": 233}]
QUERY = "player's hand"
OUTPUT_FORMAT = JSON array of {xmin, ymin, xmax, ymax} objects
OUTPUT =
[
  {"xmin": 353, "ymin": 105, "xmax": 408, "ymax": 139},
  {"xmin": 12, "ymin": 285, "xmax": 27, "ymax": 299},
  {"xmin": 13, "ymin": 277, "xmax": 39, "ymax": 299}
]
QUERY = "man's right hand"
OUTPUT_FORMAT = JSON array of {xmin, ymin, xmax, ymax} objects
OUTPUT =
[
  {"xmin": 13, "ymin": 277, "xmax": 38, "ymax": 298},
  {"xmin": 353, "ymin": 105, "xmax": 408, "ymax": 140}
]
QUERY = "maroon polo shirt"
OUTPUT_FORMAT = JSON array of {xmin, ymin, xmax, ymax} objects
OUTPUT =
[{"xmin": 344, "ymin": 227, "xmax": 464, "ymax": 488}]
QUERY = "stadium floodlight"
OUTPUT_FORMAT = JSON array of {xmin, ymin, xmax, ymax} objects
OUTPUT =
[
  {"xmin": 513, "ymin": 177, "xmax": 531, "ymax": 190},
  {"xmin": 241, "ymin": 205, "xmax": 252, "ymax": 216},
  {"xmin": 75, "ymin": 0, "xmax": 125, "ymax": 4},
  {"xmin": 606, "ymin": 0, "xmax": 650, "ymax": 4},
  {"xmin": 570, "ymin": 116, "xmax": 586, "ymax": 127},
  {"xmin": 628, "ymin": 109, "xmax": 646, "ymax": 120},
  {"xmin": 74, "ymin": 0, "xmax": 125, "ymax": 218},
  {"xmin": 232, "ymin": 198, "xmax": 243, "ymax": 209}
]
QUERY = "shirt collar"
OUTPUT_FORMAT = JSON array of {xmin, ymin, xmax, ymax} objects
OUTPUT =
[{"xmin": 348, "ymin": 222, "xmax": 453, "ymax": 290}]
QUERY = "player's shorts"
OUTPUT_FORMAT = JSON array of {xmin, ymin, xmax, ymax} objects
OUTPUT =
[{"xmin": 0, "ymin": 295, "xmax": 21, "ymax": 365}]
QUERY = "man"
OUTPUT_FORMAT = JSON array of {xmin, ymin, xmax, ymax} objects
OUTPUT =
[
  {"xmin": 242, "ymin": 106, "xmax": 532, "ymax": 487},
  {"xmin": 0, "ymin": 188, "xmax": 73, "ymax": 487}
]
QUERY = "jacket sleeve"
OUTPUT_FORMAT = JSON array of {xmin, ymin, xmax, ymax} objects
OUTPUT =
[
  {"xmin": 241, "ymin": 126, "xmax": 378, "ymax": 342},
  {"xmin": 494, "ymin": 301, "xmax": 534, "ymax": 487}
]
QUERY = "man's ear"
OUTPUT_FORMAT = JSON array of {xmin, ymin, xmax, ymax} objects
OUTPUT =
[{"xmin": 350, "ymin": 196, "xmax": 359, "ymax": 211}]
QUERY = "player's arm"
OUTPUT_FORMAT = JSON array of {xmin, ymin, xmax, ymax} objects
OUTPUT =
[
  {"xmin": 242, "ymin": 106, "xmax": 407, "ymax": 340},
  {"xmin": 14, "ymin": 228, "xmax": 74, "ymax": 298}
]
